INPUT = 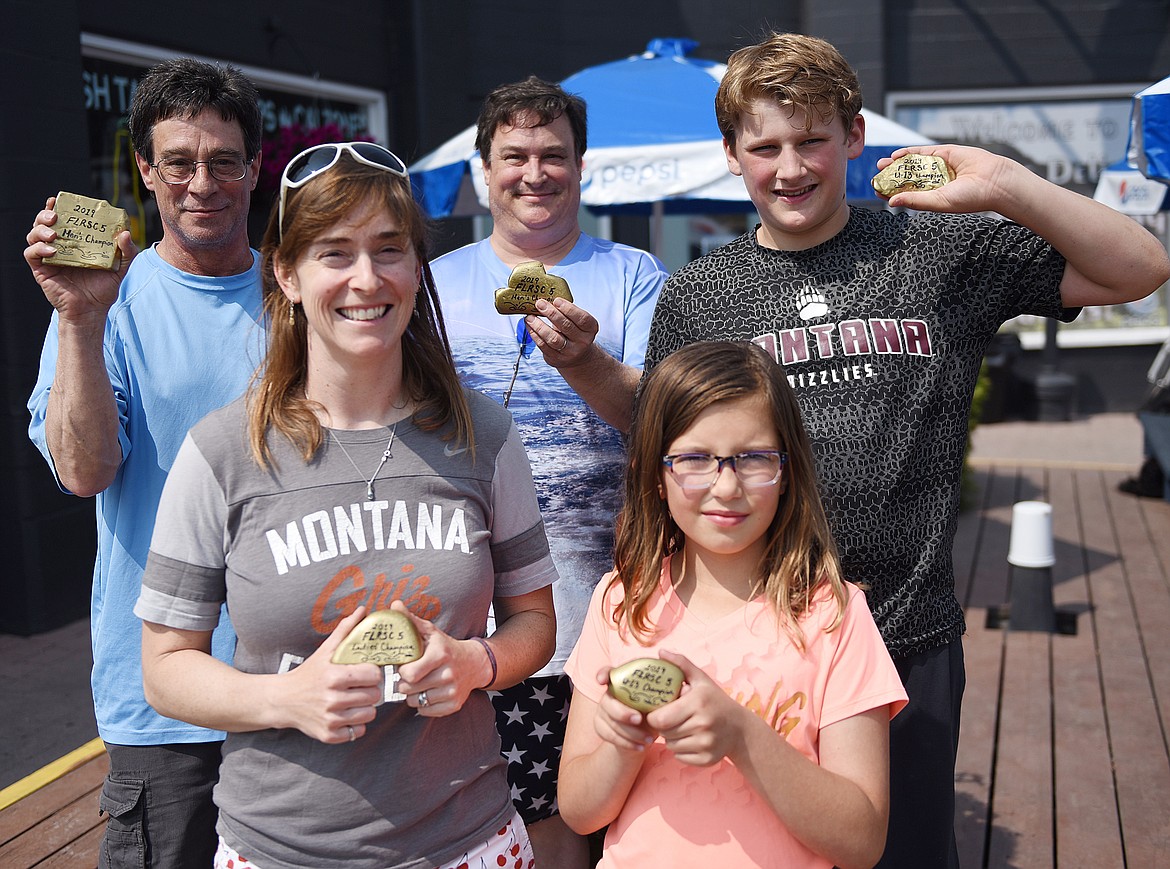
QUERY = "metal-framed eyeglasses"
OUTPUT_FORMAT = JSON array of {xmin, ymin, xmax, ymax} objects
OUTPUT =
[
  {"xmin": 150, "ymin": 155, "xmax": 253, "ymax": 185},
  {"xmin": 278, "ymin": 142, "xmax": 409, "ymax": 240},
  {"xmin": 661, "ymin": 450, "xmax": 789, "ymax": 489}
]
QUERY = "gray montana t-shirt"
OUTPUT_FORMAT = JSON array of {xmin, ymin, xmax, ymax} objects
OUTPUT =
[{"xmin": 136, "ymin": 389, "xmax": 556, "ymax": 869}]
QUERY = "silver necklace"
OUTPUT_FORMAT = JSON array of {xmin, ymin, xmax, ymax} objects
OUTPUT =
[{"xmin": 330, "ymin": 423, "xmax": 397, "ymax": 501}]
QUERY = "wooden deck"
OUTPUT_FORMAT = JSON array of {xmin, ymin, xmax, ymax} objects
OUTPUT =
[
  {"xmin": 1, "ymin": 461, "xmax": 1167, "ymax": 867},
  {"xmin": 955, "ymin": 461, "xmax": 1170, "ymax": 868},
  {"xmin": 0, "ymin": 746, "xmax": 106, "ymax": 868}
]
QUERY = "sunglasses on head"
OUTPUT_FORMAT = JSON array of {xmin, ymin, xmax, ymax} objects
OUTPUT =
[{"xmin": 278, "ymin": 142, "xmax": 409, "ymax": 240}]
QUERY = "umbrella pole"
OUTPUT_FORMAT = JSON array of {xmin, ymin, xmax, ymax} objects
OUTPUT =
[{"xmin": 652, "ymin": 201, "xmax": 664, "ymax": 260}]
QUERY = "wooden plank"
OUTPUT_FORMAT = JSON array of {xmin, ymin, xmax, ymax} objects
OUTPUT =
[
  {"xmin": 1138, "ymin": 495, "xmax": 1170, "ymax": 578},
  {"xmin": 1108, "ymin": 469, "xmax": 1170, "ymax": 715},
  {"xmin": 956, "ymin": 464, "xmax": 1036, "ymax": 867},
  {"xmin": 0, "ymin": 753, "xmax": 107, "ymax": 843},
  {"xmin": 1045, "ymin": 467, "xmax": 1085, "ymax": 606},
  {"xmin": 1098, "ymin": 472, "xmax": 1170, "ymax": 864},
  {"xmin": 956, "ymin": 607, "xmax": 1001, "ymax": 867},
  {"xmin": 40, "ymin": 822, "xmax": 103, "ymax": 868},
  {"xmin": 966, "ymin": 466, "xmax": 1017, "ymax": 610},
  {"xmin": 987, "ymin": 629, "xmax": 1053, "ymax": 868},
  {"xmin": 1079, "ymin": 470, "xmax": 1170, "ymax": 866},
  {"xmin": 1048, "ymin": 468, "xmax": 1124, "ymax": 867},
  {"xmin": 1024, "ymin": 464, "xmax": 1049, "ymax": 502},
  {"xmin": 0, "ymin": 788, "xmax": 104, "ymax": 867}
]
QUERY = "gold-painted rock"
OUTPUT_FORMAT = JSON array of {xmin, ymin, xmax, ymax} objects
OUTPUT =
[
  {"xmin": 332, "ymin": 609, "xmax": 422, "ymax": 666},
  {"xmin": 608, "ymin": 658, "xmax": 684, "ymax": 713},
  {"xmin": 45, "ymin": 192, "xmax": 129, "ymax": 270},
  {"xmin": 494, "ymin": 261, "xmax": 573, "ymax": 314},
  {"xmin": 871, "ymin": 154, "xmax": 954, "ymax": 197}
]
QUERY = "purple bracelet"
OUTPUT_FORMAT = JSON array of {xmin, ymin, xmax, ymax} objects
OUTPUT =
[{"xmin": 472, "ymin": 636, "xmax": 497, "ymax": 689}]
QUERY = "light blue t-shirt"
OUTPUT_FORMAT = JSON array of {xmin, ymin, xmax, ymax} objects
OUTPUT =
[
  {"xmin": 431, "ymin": 233, "xmax": 666, "ymax": 674},
  {"xmin": 28, "ymin": 244, "xmax": 265, "ymax": 745}
]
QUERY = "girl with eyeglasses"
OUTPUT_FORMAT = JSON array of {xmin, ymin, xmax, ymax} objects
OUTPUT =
[
  {"xmin": 558, "ymin": 340, "xmax": 907, "ymax": 869},
  {"xmin": 136, "ymin": 143, "xmax": 555, "ymax": 869}
]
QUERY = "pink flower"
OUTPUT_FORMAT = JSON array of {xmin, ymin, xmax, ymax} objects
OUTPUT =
[{"xmin": 257, "ymin": 123, "xmax": 376, "ymax": 198}]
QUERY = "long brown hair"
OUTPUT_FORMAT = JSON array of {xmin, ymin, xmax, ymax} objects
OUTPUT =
[
  {"xmin": 613, "ymin": 341, "xmax": 847, "ymax": 647},
  {"xmin": 247, "ymin": 150, "xmax": 472, "ymax": 466}
]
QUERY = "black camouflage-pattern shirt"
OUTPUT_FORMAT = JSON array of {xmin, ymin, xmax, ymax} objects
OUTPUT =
[{"xmin": 646, "ymin": 206, "xmax": 1072, "ymax": 658}]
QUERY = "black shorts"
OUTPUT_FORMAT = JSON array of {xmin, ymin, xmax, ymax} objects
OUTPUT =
[
  {"xmin": 100, "ymin": 741, "xmax": 222, "ymax": 869},
  {"xmin": 488, "ymin": 673, "xmax": 573, "ymax": 824}
]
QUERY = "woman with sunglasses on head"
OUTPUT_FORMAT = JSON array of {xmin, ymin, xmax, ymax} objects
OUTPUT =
[
  {"xmin": 135, "ymin": 142, "xmax": 555, "ymax": 869},
  {"xmin": 557, "ymin": 341, "xmax": 907, "ymax": 869}
]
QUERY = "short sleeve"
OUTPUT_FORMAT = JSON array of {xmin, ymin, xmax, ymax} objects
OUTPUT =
[
  {"xmin": 134, "ymin": 433, "xmax": 228, "ymax": 631},
  {"xmin": 820, "ymin": 586, "xmax": 909, "ymax": 726},
  {"xmin": 619, "ymin": 253, "xmax": 668, "ymax": 369}
]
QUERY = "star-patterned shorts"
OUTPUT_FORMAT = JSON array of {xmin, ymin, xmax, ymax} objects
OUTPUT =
[{"xmin": 488, "ymin": 673, "xmax": 573, "ymax": 824}]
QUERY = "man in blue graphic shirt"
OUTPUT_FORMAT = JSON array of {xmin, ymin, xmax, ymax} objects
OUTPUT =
[{"xmin": 431, "ymin": 76, "xmax": 667, "ymax": 867}]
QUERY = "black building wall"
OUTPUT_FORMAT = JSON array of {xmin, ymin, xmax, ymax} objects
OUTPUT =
[
  {"xmin": 0, "ymin": 0, "xmax": 418, "ymax": 633},
  {"xmin": 1, "ymin": 3, "xmax": 94, "ymax": 634},
  {"xmin": 2, "ymin": 0, "xmax": 1168, "ymax": 633}
]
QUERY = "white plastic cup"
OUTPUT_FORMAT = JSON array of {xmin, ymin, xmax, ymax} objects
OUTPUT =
[{"xmin": 1007, "ymin": 501, "xmax": 1055, "ymax": 568}]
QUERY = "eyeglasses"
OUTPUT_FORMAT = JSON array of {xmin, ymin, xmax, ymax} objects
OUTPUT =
[
  {"xmin": 662, "ymin": 450, "xmax": 788, "ymax": 489},
  {"xmin": 278, "ymin": 142, "xmax": 409, "ymax": 240},
  {"xmin": 150, "ymin": 156, "xmax": 253, "ymax": 185}
]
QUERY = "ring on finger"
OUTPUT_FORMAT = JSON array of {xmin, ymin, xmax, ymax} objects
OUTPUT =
[
  {"xmin": 347, "ymin": 725, "xmax": 355, "ymax": 742},
  {"xmin": 418, "ymin": 690, "xmax": 429, "ymax": 708}
]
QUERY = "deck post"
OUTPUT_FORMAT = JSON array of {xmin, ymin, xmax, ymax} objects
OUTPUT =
[{"xmin": 1006, "ymin": 500, "xmax": 1057, "ymax": 632}]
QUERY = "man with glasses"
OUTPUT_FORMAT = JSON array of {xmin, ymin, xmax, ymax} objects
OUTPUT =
[
  {"xmin": 430, "ymin": 76, "xmax": 667, "ymax": 868},
  {"xmin": 25, "ymin": 58, "xmax": 264, "ymax": 869}
]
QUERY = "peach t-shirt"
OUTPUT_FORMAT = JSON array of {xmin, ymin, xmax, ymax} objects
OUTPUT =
[{"xmin": 566, "ymin": 557, "xmax": 907, "ymax": 868}]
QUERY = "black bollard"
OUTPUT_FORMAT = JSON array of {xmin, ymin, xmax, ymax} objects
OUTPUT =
[{"xmin": 1006, "ymin": 501, "xmax": 1057, "ymax": 632}]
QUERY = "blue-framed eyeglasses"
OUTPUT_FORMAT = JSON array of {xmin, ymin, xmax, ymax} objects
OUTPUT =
[
  {"xmin": 662, "ymin": 450, "xmax": 788, "ymax": 489},
  {"xmin": 278, "ymin": 142, "xmax": 409, "ymax": 240}
]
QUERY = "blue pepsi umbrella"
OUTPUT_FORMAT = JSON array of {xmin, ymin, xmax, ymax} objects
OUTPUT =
[
  {"xmin": 1128, "ymin": 75, "xmax": 1170, "ymax": 184},
  {"xmin": 410, "ymin": 38, "xmax": 933, "ymax": 218}
]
